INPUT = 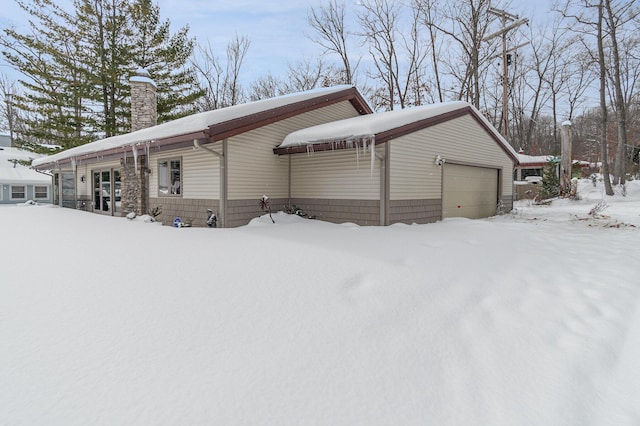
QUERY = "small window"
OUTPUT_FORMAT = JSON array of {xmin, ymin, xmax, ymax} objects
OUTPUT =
[
  {"xmin": 158, "ymin": 158, "xmax": 182, "ymax": 196},
  {"xmin": 11, "ymin": 185, "xmax": 26, "ymax": 199},
  {"xmin": 34, "ymin": 185, "xmax": 48, "ymax": 199}
]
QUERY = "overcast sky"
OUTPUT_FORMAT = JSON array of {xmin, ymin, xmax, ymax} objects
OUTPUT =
[{"xmin": 1, "ymin": 0, "xmax": 551, "ymax": 87}]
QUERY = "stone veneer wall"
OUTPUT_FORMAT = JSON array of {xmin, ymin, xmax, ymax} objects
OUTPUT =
[
  {"xmin": 388, "ymin": 199, "xmax": 442, "ymax": 225},
  {"xmin": 120, "ymin": 156, "xmax": 147, "ymax": 216},
  {"xmin": 150, "ymin": 197, "xmax": 220, "ymax": 228},
  {"xmin": 130, "ymin": 70, "xmax": 157, "ymax": 133},
  {"xmin": 288, "ymin": 198, "xmax": 380, "ymax": 226}
]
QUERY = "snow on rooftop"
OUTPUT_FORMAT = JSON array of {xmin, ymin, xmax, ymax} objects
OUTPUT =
[
  {"xmin": 517, "ymin": 154, "xmax": 554, "ymax": 165},
  {"xmin": 279, "ymin": 101, "xmax": 467, "ymax": 147},
  {"xmin": 32, "ymin": 86, "xmax": 355, "ymax": 168},
  {"xmin": 279, "ymin": 101, "xmax": 519, "ymax": 160},
  {"xmin": 0, "ymin": 146, "xmax": 50, "ymax": 184}
]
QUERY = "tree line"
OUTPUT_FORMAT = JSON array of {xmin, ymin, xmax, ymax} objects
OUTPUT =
[{"xmin": 1, "ymin": 0, "xmax": 638, "ymax": 190}]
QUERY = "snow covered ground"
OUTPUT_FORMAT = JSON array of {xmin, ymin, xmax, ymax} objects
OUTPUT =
[{"xmin": 2, "ymin": 179, "xmax": 640, "ymax": 425}]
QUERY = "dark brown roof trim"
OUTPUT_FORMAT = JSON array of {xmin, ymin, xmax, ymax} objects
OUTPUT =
[
  {"xmin": 273, "ymin": 106, "xmax": 519, "ymax": 164},
  {"xmin": 35, "ymin": 86, "xmax": 371, "ymax": 170},
  {"xmin": 207, "ymin": 86, "xmax": 372, "ymax": 141},
  {"xmin": 46, "ymin": 131, "xmax": 211, "ymax": 169}
]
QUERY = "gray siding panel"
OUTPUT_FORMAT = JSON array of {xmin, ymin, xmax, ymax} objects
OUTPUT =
[
  {"xmin": 388, "ymin": 199, "xmax": 442, "ymax": 224},
  {"xmin": 289, "ymin": 198, "xmax": 380, "ymax": 226},
  {"xmin": 226, "ymin": 198, "xmax": 289, "ymax": 228},
  {"xmin": 150, "ymin": 196, "xmax": 219, "ymax": 227}
]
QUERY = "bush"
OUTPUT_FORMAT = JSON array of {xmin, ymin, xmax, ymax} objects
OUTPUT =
[{"xmin": 538, "ymin": 161, "xmax": 560, "ymax": 199}]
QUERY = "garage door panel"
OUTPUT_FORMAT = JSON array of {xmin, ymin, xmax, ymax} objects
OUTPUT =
[{"xmin": 443, "ymin": 164, "xmax": 498, "ymax": 219}]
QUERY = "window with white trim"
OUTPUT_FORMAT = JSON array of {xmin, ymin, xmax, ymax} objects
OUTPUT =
[
  {"xmin": 158, "ymin": 158, "xmax": 182, "ymax": 196},
  {"xmin": 11, "ymin": 185, "xmax": 26, "ymax": 199},
  {"xmin": 34, "ymin": 185, "xmax": 48, "ymax": 199}
]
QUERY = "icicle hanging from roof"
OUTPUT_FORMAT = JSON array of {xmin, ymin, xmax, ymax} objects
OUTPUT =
[
  {"xmin": 369, "ymin": 136, "xmax": 375, "ymax": 178},
  {"xmin": 132, "ymin": 145, "xmax": 139, "ymax": 173}
]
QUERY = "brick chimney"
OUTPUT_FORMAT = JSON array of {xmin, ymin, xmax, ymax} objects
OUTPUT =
[{"xmin": 130, "ymin": 68, "xmax": 157, "ymax": 132}]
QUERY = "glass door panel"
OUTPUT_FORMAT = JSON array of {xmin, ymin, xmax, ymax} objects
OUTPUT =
[{"xmin": 92, "ymin": 169, "xmax": 120, "ymax": 215}]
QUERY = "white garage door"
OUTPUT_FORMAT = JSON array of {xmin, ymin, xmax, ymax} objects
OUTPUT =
[{"xmin": 442, "ymin": 164, "xmax": 499, "ymax": 219}]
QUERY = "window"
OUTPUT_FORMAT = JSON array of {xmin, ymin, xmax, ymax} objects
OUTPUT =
[
  {"xmin": 158, "ymin": 158, "xmax": 182, "ymax": 196},
  {"xmin": 34, "ymin": 185, "xmax": 48, "ymax": 199},
  {"xmin": 11, "ymin": 185, "xmax": 26, "ymax": 199}
]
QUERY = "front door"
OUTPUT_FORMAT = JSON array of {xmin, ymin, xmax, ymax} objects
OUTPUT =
[{"xmin": 93, "ymin": 169, "xmax": 121, "ymax": 215}]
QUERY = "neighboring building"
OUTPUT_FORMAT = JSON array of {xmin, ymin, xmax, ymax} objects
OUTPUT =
[
  {"xmin": 0, "ymin": 134, "xmax": 12, "ymax": 148},
  {"xmin": 32, "ymin": 84, "xmax": 372, "ymax": 227},
  {"xmin": 274, "ymin": 102, "xmax": 519, "ymax": 224},
  {"xmin": 514, "ymin": 153, "xmax": 553, "ymax": 182},
  {"xmin": 0, "ymin": 146, "xmax": 52, "ymax": 204}
]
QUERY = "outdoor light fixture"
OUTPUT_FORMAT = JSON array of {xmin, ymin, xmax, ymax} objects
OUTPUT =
[
  {"xmin": 435, "ymin": 155, "xmax": 445, "ymax": 166},
  {"xmin": 80, "ymin": 175, "xmax": 85, "ymax": 182}
]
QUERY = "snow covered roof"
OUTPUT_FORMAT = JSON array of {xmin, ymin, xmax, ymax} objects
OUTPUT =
[
  {"xmin": 32, "ymin": 85, "xmax": 370, "ymax": 170},
  {"xmin": 517, "ymin": 154, "xmax": 554, "ymax": 166},
  {"xmin": 0, "ymin": 147, "xmax": 50, "ymax": 185},
  {"xmin": 274, "ymin": 101, "xmax": 519, "ymax": 163}
]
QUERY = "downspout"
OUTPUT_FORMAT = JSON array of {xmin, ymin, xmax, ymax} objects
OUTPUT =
[
  {"xmin": 33, "ymin": 168, "xmax": 55, "ymax": 205},
  {"xmin": 33, "ymin": 168, "xmax": 54, "ymax": 178},
  {"xmin": 288, "ymin": 155, "xmax": 292, "ymax": 204},
  {"xmin": 375, "ymin": 147, "xmax": 387, "ymax": 226},
  {"xmin": 194, "ymin": 138, "xmax": 226, "ymax": 228}
]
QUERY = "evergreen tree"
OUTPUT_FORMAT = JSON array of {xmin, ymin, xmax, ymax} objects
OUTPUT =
[
  {"xmin": 1, "ymin": 0, "xmax": 95, "ymax": 150},
  {"xmin": 129, "ymin": 0, "xmax": 203, "ymax": 122},
  {"xmin": 0, "ymin": 0, "xmax": 203, "ymax": 150},
  {"xmin": 539, "ymin": 160, "xmax": 560, "ymax": 199}
]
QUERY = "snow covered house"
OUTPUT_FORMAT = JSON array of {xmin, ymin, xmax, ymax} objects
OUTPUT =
[
  {"xmin": 31, "ymin": 84, "xmax": 372, "ymax": 227},
  {"xmin": 0, "ymin": 146, "xmax": 51, "ymax": 204},
  {"xmin": 274, "ymin": 102, "xmax": 519, "ymax": 225}
]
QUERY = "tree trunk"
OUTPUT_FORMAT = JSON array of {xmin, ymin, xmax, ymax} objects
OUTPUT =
[{"xmin": 597, "ymin": 0, "xmax": 614, "ymax": 195}]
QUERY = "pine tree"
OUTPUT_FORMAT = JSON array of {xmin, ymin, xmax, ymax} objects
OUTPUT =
[
  {"xmin": 1, "ymin": 0, "xmax": 203, "ymax": 150},
  {"xmin": 1, "ymin": 0, "xmax": 95, "ymax": 150},
  {"xmin": 539, "ymin": 160, "xmax": 560, "ymax": 199},
  {"xmin": 129, "ymin": 0, "xmax": 203, "ymax": 123}
]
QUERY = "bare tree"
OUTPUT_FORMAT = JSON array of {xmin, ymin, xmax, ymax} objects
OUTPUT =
[
  {"xmin": 560, "ymin": 0, "xmax": 615, "ymax": 195},
  {"xmin": 418, "ymin": 0, "xmax": 496, "ymax": 109},
  {"xmin": 415, "ymin": 0, "xmax": 445, "ymax": 103},
  {"xmin": 307, "ymin": 0, "xmax": 358, "ymax": 85},
  {"xmin": 191, "ymin": 34, "xmax": 250, "ymax": 111},
  {"xmin": 0, "ymin": 75, "xmax": 19, "ymax": 143},
  {"xmin": 603, "ymin": 0, "xmax": 636, "ymax": 185},
  {"xmin": 247, "ymin": 73, "xmax": 284, "ymax": 101},
  {"xmin": 597, "ymin": 0, "xmax": 615, "ymax": 195},
  {"xmin": 282, "ymin": 58, "xmax": 329, "ymax": 93},
  {"xmin": 356, "ymin": 0, "xmax": 428, "ymax": 110}
]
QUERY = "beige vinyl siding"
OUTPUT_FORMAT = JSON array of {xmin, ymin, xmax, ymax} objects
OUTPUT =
[
  {"xmin": 149, "ymin": 146, "xmax": 220, "ymax": 199},
  {"xmin": 77, "ymin": 164, "xmax": 90, "ymax": 198},
  {"xmin": 227, "ymin": 101, "xmax": 360, "ymax": 200},
  {"xmin": 291, "ymin": 146, "xmax": 382, "ymax": 200},
  {"xmin": 389, "ymin": 115, "xmax": 514, "ymax": 200}
]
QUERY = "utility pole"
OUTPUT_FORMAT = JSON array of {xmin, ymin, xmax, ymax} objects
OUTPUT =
[{"xmin": 484, "ymin": 8, "xmax": 528, "ymax": 138}]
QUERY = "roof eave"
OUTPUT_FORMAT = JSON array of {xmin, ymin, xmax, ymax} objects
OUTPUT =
[
  {"xmin": 207, "ymin": 86, "xmax": 372, "ymax": 141},
  {"xmin": 274, "ymin": 105, "xmax": 520, "ymax": 164}
]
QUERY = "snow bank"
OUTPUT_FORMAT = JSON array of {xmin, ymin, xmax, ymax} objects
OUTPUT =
[{"xmin": 1, "ymin": 179, "xmax": 639, "ymax": 425}]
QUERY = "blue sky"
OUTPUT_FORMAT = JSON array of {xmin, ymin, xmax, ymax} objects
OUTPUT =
[{"xmin": 1, "ymin": 0, "xmax": 552, "ymax": 87}]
